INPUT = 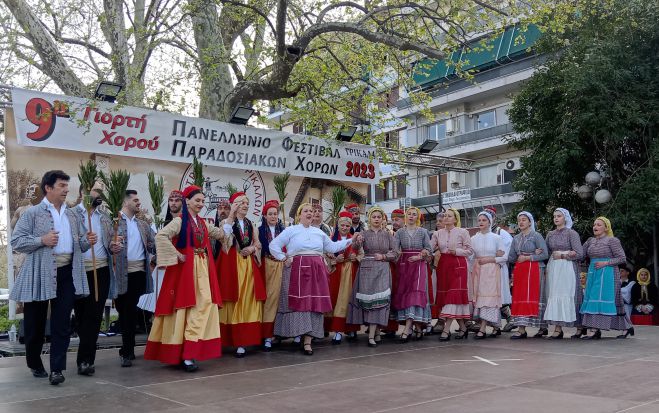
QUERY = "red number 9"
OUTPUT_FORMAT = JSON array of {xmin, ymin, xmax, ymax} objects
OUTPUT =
[{"xmin": 25, "ymin": 98, "xmax": 56, "ymax": 141}]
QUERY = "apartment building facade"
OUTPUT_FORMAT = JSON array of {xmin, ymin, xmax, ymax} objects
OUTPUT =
[{"xmin": 375, "ymin": 24, "xmax": 542, "ymax": 229}]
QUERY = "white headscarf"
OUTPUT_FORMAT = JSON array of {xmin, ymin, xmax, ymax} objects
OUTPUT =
[
  {"xmin": 478, "ymin": 211, "xmax": 493, "ymax": 232},
  {"xmin": 555, "ymin": 207, "xmax": 573, "ymax": 229},
  {"xmin": 517, "ymin": 211, "xmax": 536, "ymax": 232}
]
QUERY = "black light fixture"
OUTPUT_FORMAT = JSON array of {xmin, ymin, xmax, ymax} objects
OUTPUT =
[
  {"xmin": 418, "ymin": 139, "xmax": 439, "ymax": 154},
  {"xmin": 94, "ymin": 81, "xmax": 123, "ymax": 103},
  {"xmin": 336, "ymin": 126, "xmax": 358, "ymax": 142},
  {"xmin": 228, "ymin": 106, "xmax": 255, "ymax": 125}
]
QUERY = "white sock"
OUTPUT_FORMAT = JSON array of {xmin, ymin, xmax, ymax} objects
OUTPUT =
[
  {"xmin": 236, "ymin": 347, "xmax": 246, "ymax": 354},
  {"xmin": 183, "ymin": 359, "xmax": 194, "ymax": 366},
  {"xmin": 264, "ymin": 339, "xmax": 272, "ymax": 348},
  {"xmin": 334, "ymin": 332, "xmax": 343, "ymax": 341},
  {"xmin": 293, "ymin": 336, "xmax": 301, "ymax": 343}
]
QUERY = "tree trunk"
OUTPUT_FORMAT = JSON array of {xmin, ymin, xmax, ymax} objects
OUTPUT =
[{"xmin": 190, "ymin": 0, "xmax": 234, "ymax": 121}]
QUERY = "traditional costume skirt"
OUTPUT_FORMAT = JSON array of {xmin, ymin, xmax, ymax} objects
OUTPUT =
[
  {"xmin": 219, "ymin": 254, "xmax": 263, "ymax": 347},
  {"xmin": 511, "ymin": 260, "xmax": 547, "ymax": 328},
  {"xmin": 145, "ymin": 254, "xmax": 221, "ymax": 364},
  {"xmin": 471, "ymin": 261, "xmax": 502, "ymax": 326},
  {"xmin": 346, "ymin": 257, "xmax": 392, "ymax": 327},
  {"xmin": 500, "ymin": 264, "xmax": 512, "ymax": 305},
  {"xmin": 544, "ymin": 258, "xmax": 582, "ymax": 326},
  {"xmin": 428, "ymin": 263, "xmax": 440, "ymax": 319},
  {"xmin": 262, "ymin": 257, "xmax": 284, "ymax": 338},
  {"xmin": 325, "ymin": 260, "xmax": 359, "ymax": 333},
  {"xmin": 393, "ymin": 250, "xmax": 431, "ymax": 324},
  {"xmin": 384, "ymin": 262, "xmax": 400, "ymax": 331},
  {"xmin": 274, "ymin": 253, "xmax": 331, "ymax": 339},
  {"xmin": 580, "ymin": 259, "xmax": 631, "ymax": 331},
  {"xmin": 436, "ymin": 254, "xmax": 471, "ymax": 319}
]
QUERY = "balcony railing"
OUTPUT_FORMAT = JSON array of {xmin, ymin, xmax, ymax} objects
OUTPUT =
[
  {"xmin": 409, "ymin": 122, "xmax": 514, "ymax": 150},
  {"xmin": 410, "ymin": 183, "xmax": 516, "ymax": 207}
]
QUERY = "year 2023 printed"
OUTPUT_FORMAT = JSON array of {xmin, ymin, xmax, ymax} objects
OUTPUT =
[{"xmin": 345, "ymin": 161, "xmax": 375, "ymax": 180}]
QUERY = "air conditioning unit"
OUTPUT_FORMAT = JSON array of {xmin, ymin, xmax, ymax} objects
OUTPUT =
[
  {"xmin": 505, "ymin": 158, "xmax": 520, "ymax": 170},
  {"xmin": 445, "ymin": 118, "xmax": 454, "ymax": 133}
]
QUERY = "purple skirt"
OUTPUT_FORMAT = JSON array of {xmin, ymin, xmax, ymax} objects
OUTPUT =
[
  {"xmin": 288, "ymin": 255, "xmax": 332, "ymax": 313},
  {"xmin": 392, "ymin": 250, "xmax": 429, "ymax": 310}
]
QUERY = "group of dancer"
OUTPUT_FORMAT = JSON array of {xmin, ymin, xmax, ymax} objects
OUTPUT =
[{"xmin": 10, "ymin": 170, "xmax": 641, "ymax": 385}]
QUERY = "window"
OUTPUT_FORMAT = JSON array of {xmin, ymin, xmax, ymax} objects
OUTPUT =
[
  {"xmin": 384, "ymin": 131, "xmax": 399, "ymax": 149},
  {"xmin": 476, "ymin": 110, "xmax": 496, "ymax": 130},
  {"xmin": 292, "ymin": 122, "xmax": 304, "ymax": 134},
  {"xmin": 477, "ymin": 165, "xmax": 498, "ymax": 187},
  {"xmin": 386, "ymin": 180, "xmax": 397, "ymax": 199},
  {"xmin": 427, "ymin": 121, "xmax": 447, "ymax": 141},
  {"xmin": 428, "ymin": 175, "xmax": 439, "ymax": 195}
]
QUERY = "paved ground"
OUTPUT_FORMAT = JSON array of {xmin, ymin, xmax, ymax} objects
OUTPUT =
[{"xmin": 1, "ymin": 326, "xmax": 658, "ymax": 413}]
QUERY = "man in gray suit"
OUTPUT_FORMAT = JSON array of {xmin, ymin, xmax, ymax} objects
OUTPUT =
[
  {"xmin": 10, "ymin": 170, "xmax": 97, "ymax": 385},
  {"xmin": 115, "ymin": 190, "xmax": 155, "ymax": 367}
]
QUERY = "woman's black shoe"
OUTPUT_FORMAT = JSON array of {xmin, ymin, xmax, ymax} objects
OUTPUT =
[
  {"xmin": 474, "ymin": 331, "xmax": 487, "ymax": 340},
  {"xmin": 617, "ymin": 327, "xmax": 634, "ymax": 339},
  {"xmin": 31, "ymin": 368, "xmax": 48, "ymax": 378},
  {"xmin": 368, "ymin": 339, "xmax": 378, "ymax": 348},
  {"xmin": 398, "ymin": 333, "xmax": 412, "ymax": 344},
  {"xmin": 533, "ymin": 328, "xmax": 549, "ymax": 338},
  {"xmin": 571, "ymin": 328, "xmax": 587, "ymax": 339},
  {"xmin": 181, "ymin": 361, "xmax": 198, "ymax": 372},
  {"xmin": 454, "ymin": 329, "xmax": 468, "ymax": 339},
  {"xmin": 510, "ymin": 332, "xmax": 528, "ymax": 340},
  {"xmin": 488, "ymin": 328, "xmax": 501, "ymax": 338},
  {"xmin": 414, "ymin": 330, "xmax": 424, "ymax": 341},
  {"xmin": 302, "ymin": 344, "xmax": 314, "ymax": 355},
  {"xmin": 549, "ymin": 331, "xmax": 564, "ymax": 340},
  {"xmin": 438, "ymin": 332, "xmax": 451, "ymax": 342},
  {"xmin": 582, "ymin": 330, "xmax": 601, "ymax": 340}
]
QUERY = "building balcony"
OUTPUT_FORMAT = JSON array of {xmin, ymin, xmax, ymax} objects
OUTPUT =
[
  {"xmin": 410, "ymin": 183, "xmax": 516, "ymax": 208},
  {"xmin": 408, "ymin": 122, "xmax": 515, "ymax": 151}
]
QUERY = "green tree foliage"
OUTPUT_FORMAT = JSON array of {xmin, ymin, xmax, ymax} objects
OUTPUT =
[{"xmin": 507, "ymin": 0, "xmax": 659, "ymax": 266}]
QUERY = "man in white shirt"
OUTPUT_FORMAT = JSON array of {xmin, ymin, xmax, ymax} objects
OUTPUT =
[
  {"xmin": 115, "ymin": 190, "xmax": 155, "ymax": 367},
  {"xmin": 10, "ymin": 170, "xmax": 97, "ymax": 385},
  {"xmin": 73, "ymin": 187, "xmax": 121, "ymax": 376}
]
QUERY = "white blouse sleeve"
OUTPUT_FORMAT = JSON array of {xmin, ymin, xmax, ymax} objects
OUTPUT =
[
  {"xmin": 269, "ymin": 226, "xmax": 293, "ymax": 260},
  {"xmin": 495, "ymin": 234, "xmax": 509, "ymax": 264},
  {"xmin": 322, "ymin": 233, "xmax": 352, "ymax": 254}
]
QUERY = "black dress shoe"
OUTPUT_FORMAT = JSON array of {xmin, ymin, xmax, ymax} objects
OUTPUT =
[
  {"xmin": 331, "ymin": 337, "xmax": 342, "ymax": 345},
  {"xmin": 302, "ymin": 344, "xmax": 313, "ymax": 356},
  {"xmin": 49, "ymin": 371, "xmax": 65, "ymax": 385},
  {"xmin": 235, "ymin": 351, "xmax": 246, "ymax": 358},
  {"xmin": 346, "ymin": 332, "xmax": 357, "ymax": 342},
  {"xmin": 571, "ymin": 328, "xmax": 587, "ymax": 339},
  {"xmin": 474, "ymin": 331, "xmax": 487, "ymax": 340},
  {"xmin": 438, "ymin": 332, "xmax": 451, "ymax": 342},
  {"xmin": 510, "ymin": 332, "xmax": 528, "ymax": 339},
  {"xmin": 533, "ymin": 328, "xmax": 549, "ymax": 338},
  {"xmin": 31, "ymin": 368, "xmax": 48, "ymax": 378},
  {"xmin": 582, "ymin": 329, "xmax": 602, "ymax": 340},
  {"xmin": 181, "ymin": 361, "xmax": 198, "ymax": 372},
  {"xmin": 367, "ymin": 339, "xmax": 377, "ymax": 348},
  {"xmin": 120, "ymin": 356, "xmax": 133, "ymax": 367},
  {"xmin": 77, "ymin": 362, "xmax": 95, "ymax": 376},
  {"xmin": 488, "ymin": 329, "xmax": 502, "ymax": 338},
  {"xmin": 548, "ymin": 331, "xmax": 564, "ymax": 340}
]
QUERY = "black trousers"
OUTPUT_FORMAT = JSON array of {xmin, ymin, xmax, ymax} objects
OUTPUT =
[
  {"xmin": 74, "ymin": 265, "xmax": 111, "ymax": 365},
  {"xmin": 115, "ymin": 271, "xmax": 146, "ymax": 358},
  {"xmin": 23, "ymin": 264, "xmax": 75, "ymax": 372}
]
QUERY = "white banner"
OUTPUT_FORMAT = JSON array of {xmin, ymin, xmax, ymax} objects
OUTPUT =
[{"xmin": 10, "ymin": 88, "xmax": 379, "ymax": 184}]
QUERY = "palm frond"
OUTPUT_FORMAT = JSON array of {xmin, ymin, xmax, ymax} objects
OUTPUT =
[
  {"xmin": 330, "ymin": 186, "xmax": 348, "ymax": 226},
  {"xmin": 191, "ymin": 156, "xmax": 204, "ymax": 188},
  {"xmin": 272, "ymin": 172, "xmax": 290, "ymax": 203},
  {"xmin": 225, "ymin": 182, "xmax": 238, "ymax": 197},
  {"xmin": 98, "ymin": 169, "xmax": 131, "ymax": 222},
  {"xmin": 148, "ymin": 172, "xmax": 165, "ymax": 229},
  {"xmin": 77, "ymin": 160, "xmax": 99, "ymax": 210}
]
